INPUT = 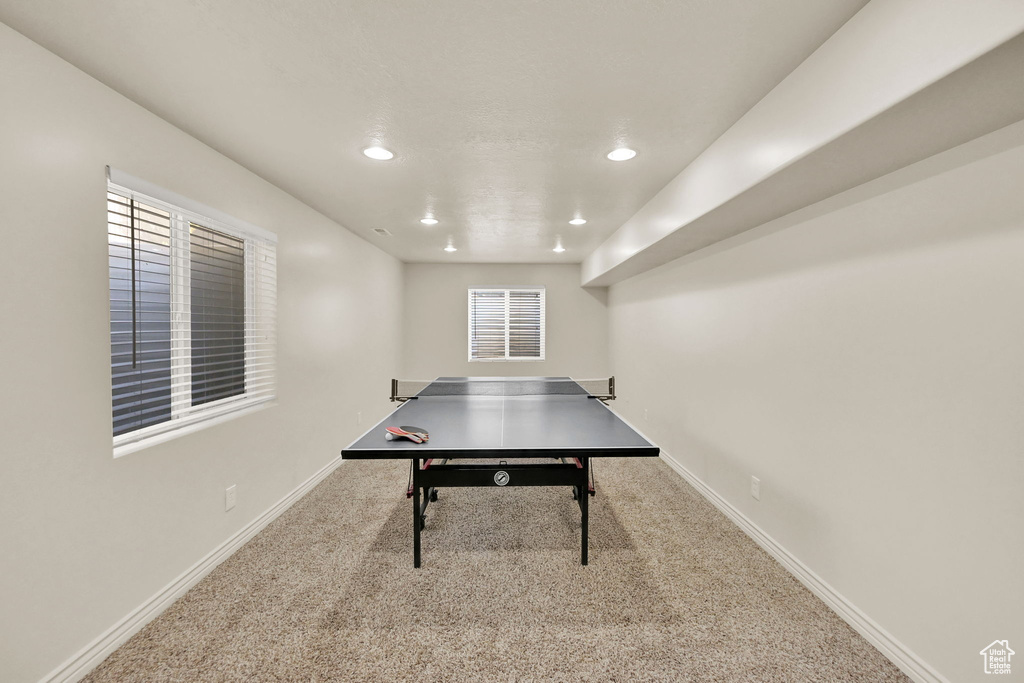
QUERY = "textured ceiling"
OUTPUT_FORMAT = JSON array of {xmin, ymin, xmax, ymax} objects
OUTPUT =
[{"xmin": 0, "ymin": 0, "xmax": 867, "ymax": 263}]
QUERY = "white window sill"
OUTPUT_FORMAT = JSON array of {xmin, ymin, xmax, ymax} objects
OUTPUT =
[{"xmin": 113, "ymin": 398, "xmax": 275, "ymax": 458}]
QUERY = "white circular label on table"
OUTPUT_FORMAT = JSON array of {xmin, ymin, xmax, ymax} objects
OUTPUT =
[{"xmin": 494, "ymin": 471, "xmax": 510, "ymax": 486}]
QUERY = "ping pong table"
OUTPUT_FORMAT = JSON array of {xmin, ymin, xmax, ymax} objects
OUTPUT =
[{"xmin": 341, "ymin": 377, "xmax": 659, "ymax": 567}]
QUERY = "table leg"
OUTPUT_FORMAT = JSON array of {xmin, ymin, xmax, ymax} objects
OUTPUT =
[
  {"xmin": 413, "ymin": 458, "xmax": 421, "ymax": 568},
  {"xmin": 580, "ymin": 456, "xmax": 589, "ymax": 565}
]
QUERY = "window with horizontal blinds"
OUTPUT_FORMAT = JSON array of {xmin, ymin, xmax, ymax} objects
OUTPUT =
[
  {"xmin": 107, "ymin": 171, "xmax": 277, "ymax": 453},
  {"xmin": 109, "ymin": 195, "xmax": 173, "ymax": 435},
  {"xmin": 190, "ymin": 224, "xmax": 245, "ymax": 406},
  {"xmin": 468, "ymin": 288, "xmax": 545, "ymax": 361}
]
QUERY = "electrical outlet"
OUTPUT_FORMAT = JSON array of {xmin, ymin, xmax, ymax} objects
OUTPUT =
[
  {"xmin": 643, "ymin": 408, "xmax": 649, "ymax": 422},
  {"xmin": 750, "ymin": 476, "xmax": 761, "ymax": 501},
  {"xmin": 225, "ymin": 485, "xmax": 237, "ymax": 511},
  {"xmin": 357, "ymin": 411, "xmax": 363, "ymax": 426}
]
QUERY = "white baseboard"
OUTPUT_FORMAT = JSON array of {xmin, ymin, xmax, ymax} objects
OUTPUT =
[
  {"xmin": 658, "ymin": 451, "xmax": 947, "ymax": 683},
  {"xmin": 40, "ymin": 455, "xmax": 346, "ymax": 683}
]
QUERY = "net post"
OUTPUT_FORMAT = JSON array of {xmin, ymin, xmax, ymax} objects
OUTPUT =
[
  {"xmin": 609, "ymin": 376, "xmax": 615, "ymax": 401},
  {"xmin": 390, "ymin": 378, "xmax": 398, "ymax": 402}
]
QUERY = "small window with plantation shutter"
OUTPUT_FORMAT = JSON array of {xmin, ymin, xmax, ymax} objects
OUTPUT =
[
  {"xmin": 468, "ymin": 287, "xmax": 545, "ymax": 361},
  {"xmin": 107, "ymin": 168, "xmax": 277, "ymax": 454}
]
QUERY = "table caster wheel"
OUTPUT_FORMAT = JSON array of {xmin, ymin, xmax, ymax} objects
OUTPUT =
[
  {"xmin": 430, "ymin": 489, "xmax": 438, "ymax": 502},
  {"xmin": 419, "ymin": 515, "xmax": 426, "ymax": 530}
]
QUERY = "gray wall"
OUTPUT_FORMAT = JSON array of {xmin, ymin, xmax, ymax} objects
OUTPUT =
[
  {"xmin": 0, "ymin": 24, "xmax": 403, "ymax": 682},
  {"xmin": 402, "ymin": 263, "xmax": 608, "ymax": 379},
  {"xmin": 607, "ymin": 122, "xmax": 1024, "ymax": 683}
]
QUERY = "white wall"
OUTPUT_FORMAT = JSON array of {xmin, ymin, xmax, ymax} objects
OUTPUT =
[
  {"xmin": 402, "ymin": 263, "xmax": 608, "ymax": 379},
  {"xmin": 5, "ymin": 14, "xmax": 1020, "ymax": 683},
  {"xmin": 0, "ymin": 24, "xmax": 402, "ymax": 682},
  {"xmin": 608, "ymin": 122, "xmax": 1024, "ymax": 683}
]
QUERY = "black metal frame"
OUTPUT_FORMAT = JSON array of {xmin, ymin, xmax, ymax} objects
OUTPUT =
[{"xmin": 410, "ymin": 456, "xmax": 594, "ymax": 568}]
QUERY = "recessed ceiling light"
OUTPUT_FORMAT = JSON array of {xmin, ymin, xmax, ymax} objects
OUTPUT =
[
  {"xmin": 569, "ymin": 218, "xmax": 587, "ymax": 226},
  {"xmin": 444, "ymin": 243, "xmax": 457, "ymax": 252},
  {"xmin": 363, "ymin": 146, "xmax": 394, "ymax": 160},
  {"xmin": 553, "ymin": 244, "xmax": 566, "ymax": 253},
  {"xmin": 420, "ymin": 217, "xmax": 438, "ymax": 225},
  {"xmin": 606, "ymin": 148, "xmax": 636, "ymax": 161}
]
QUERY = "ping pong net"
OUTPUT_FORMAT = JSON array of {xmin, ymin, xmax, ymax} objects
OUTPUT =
[{"xmin": 390, "ymin": 377, "xmax": 616, "ymax": 403}]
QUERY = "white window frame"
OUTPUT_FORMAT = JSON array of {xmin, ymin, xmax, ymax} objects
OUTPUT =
[
  {"xmin": 467, "ymin": 286, "xmax": 546, "ymax": 362},
  {"xmin": 108, "ymin": 167, "xmax": 277, "ymax": 457}
]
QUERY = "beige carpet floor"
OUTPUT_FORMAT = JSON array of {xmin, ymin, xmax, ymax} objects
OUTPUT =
[{"xmin": 84, "ymin": 457, "xmax": 909, "ymax": 682}]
